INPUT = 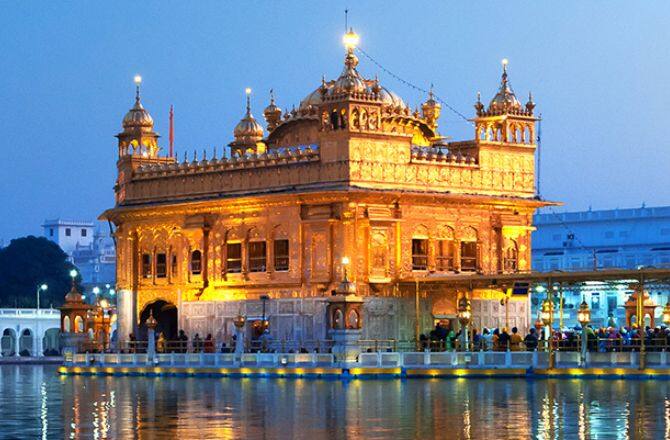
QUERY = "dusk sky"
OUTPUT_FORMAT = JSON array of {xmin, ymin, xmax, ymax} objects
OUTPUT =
[{"xmin": 1, "ymin": 1, "xmax": 669, "ymax": 242}]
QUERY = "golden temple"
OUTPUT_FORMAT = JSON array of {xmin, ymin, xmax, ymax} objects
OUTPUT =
[{"xmin": 102, "ymin": 29, "xmax": 551, "ymax": 344}]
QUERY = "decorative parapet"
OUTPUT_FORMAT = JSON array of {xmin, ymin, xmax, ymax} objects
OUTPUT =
[
  {"xmin": 410, "ymin": 145, "xmax": 478, "ymax": 166},
  {"xmin": 134, "ymin": 145, "xmax": 320, "ymax": 180}
]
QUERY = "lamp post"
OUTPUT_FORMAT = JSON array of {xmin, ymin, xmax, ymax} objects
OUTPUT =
[
  {"xmin": 260, "ymin": 294, "xmax": 270, "ymax": 332},
  {"xmin": 540, "ymin": 295, "xmax": 554, "ymax": 369},
  {"xmin": 577, "ymin": 295, "xmax": 591, "ymax": 367},
  {"xmin": 663, "ymin": 299, "xmax": 670, "ymax": 326},
  {"xmin": 36, "ymin": 283, "xmax": 47, "ymax": 311},
  {"xmin": 145, "ymin": 309, "xmax": 158, "ymax": 361},
  {"xmin": 457, "ymin": 295, "xmax": 472, "ymax": 352},
  {"xmin": 98, "ymin": 298, "xmax": 110, "ymax": 351},
  {"xmin": 233, "ymin": 313, "xmax": 246, "ymax": 361}
]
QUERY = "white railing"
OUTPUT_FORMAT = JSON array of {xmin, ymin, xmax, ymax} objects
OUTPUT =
[
  {"xmin": 66, "ymin": 350, "xmax": 670, "ymax": 369},
  {"xmin": 0, "ymin": 308, "xmax": 60, "ymax": 317}
]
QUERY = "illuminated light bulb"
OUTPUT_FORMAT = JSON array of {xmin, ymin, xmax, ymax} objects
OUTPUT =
[
  {"xmin": 69, "ymin": 269, "xmax": 78, "ymax": 278},
  {"xmin": 134, "ymin": 75, "xmax": 142, "ymax": 85},
  {"xmin": 245, "ymin": 87, "xmax": 252, "ymax": 95},
  {"xmin": 341, "ymin": 256, "xmax": 350, "ymax": 266},
  {"xmin": 502, "ymin": 58, "xmax": 509, "ymax": 67},
  {"xmin": 40, "ymin": 284, "xmax": 48, "ymax": 291},
  {"xmin": 342, "ymin": 29, "xmax": 360, "ymax": 50}
]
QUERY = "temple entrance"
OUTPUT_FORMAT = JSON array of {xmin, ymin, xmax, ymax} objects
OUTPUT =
[{"xmin": 139, "ymin": 300, "xmax": 178, "ymax": 340}]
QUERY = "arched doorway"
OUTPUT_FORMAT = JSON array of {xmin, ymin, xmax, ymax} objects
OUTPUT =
[
  {"xmin": 19, "ymin": 329, "xmax": 33, "ymax": 356},
  {"xmin": 139, "ymin": 300, "xmax": 178, "ymax": 340},
  {"xmin": 1, "ymin": 329, "xmax": 17, "ymax": 356},
  {"xmin": 42, "ymin": 328, "xmax": 61, "ymax": 356}
]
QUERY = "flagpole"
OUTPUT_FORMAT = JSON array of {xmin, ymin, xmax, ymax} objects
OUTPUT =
[{"xmin": 169, "ymin": 105, "xmax": 174, "ymax": 158}]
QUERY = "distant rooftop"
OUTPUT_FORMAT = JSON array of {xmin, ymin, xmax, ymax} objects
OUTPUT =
[
  {"xmin": 535, "ymin": 205, "xmax": 670, "ymax": 225},
  {"xmin": 42, "ymin": 219, "xmax": 95, "ymax": 227}
]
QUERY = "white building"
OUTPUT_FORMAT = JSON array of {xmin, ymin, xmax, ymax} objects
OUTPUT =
[
  {"xmin": 532, "ymin": 205, "xmax": 670, "ymax": 327},
  {"xmin": 0, "ymin": 309, "xmax": 61, "ymax": 357},
  {"xmin": 42, "ymin": 219, "xmax": 95, "ymax": 255}
]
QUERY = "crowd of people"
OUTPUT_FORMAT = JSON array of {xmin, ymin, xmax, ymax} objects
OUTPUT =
[{"xmin": 420, "ymin": 321, "xmax": 670, "ymax": 352}]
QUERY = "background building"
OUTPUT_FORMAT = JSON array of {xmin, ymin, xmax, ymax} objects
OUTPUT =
[
  {"xmin": 531, "ymin": 205, "xmax": 670, "ymax": 327},
  {"xmin": 43, "ymin": 219, "xmax": 116, "ymax": 292}
]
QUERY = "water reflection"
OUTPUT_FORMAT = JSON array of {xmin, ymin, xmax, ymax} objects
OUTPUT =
[{"xmin": 1, "ymin": 366, "xmax": 670, "ymax": 439}]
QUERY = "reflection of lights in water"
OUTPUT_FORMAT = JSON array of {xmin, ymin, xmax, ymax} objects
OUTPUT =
[
  {"xmin": 461, "ymin": 381, "xmax": 471, "ymax": 440},
  {"xmin": 40, "ymin": 382, "xmax": 48, "ymax": 440},
  {"xmin": 665, "ymin": 397, "xmax": 670, "ymax": 439},
  {"xmin": 578, "ymin": 391, "xmax": 587, "ymax": 440}
]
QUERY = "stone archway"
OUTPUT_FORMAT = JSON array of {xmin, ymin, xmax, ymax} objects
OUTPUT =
[
  {"xmin": 139, "ymin": 300, "xmax": 178, "ymax": 340},
  {"xmin": 19, "ymin": 328, "xmax": 33, "ymax": 356},
  {"xmin": 1, "ymin": 329, "xmax": 17, "ymax": 356},
  {"xmin": 42, "ymin": 328, "xmax": 61, "ymax": 355}
]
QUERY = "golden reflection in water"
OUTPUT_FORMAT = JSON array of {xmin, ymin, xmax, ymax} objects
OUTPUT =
[{"xmin": 41, "ymin": 371, "xmax": 670, "ymax": 439}]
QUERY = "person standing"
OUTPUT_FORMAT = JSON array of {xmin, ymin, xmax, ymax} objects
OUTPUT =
[
  {"xmin": 524, "ymin": 328, "xmax": 538, "ymax": 351},
  {"xmin": 510, "ymin": 327, "xmax": 522, "ymax": 351}
]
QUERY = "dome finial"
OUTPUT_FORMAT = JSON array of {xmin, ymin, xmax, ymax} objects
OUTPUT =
[
  {"xmin": 134, "ymin": 75, "xmax": 142, "ymax": 102},
  {"xmin": 501, "ymin": 58, "xmax": 509, "ymax": 83},
  {"xmin": 245, "ymin": 87, "xmax": 252, "ymax": 115},
  {"xmin": 343, "ymin": 28, "xmax": 360, "ymax": 53}
]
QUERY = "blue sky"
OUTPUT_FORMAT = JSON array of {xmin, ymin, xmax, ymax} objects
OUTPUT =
[{"xmin": 1, "ymin": 1, "xmax": 669, "ymax": 242}]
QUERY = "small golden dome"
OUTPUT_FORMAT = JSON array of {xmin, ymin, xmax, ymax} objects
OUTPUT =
[
  {"xmin": 263, "ymin": 89, "xmax": 283, "ymax": 131},
  {"xmin": 488, "ymin": 61, "xmax": 521, "ymax": 113},
  {"xmin": 122, "ymin": 99, "xmax": 154, "ymax": 130},
  {"xmin": 122, "ymin": 77, "xmax": 154, "ymax": 131},
  {"xmin": 233, "ymin": 91, "xmax": 264, "ymax": 142}
]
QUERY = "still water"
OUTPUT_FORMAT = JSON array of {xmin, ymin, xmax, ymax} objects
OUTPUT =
[{"xmin": 1, "ymin": 365, "xmax": 669, "ymax": 439}]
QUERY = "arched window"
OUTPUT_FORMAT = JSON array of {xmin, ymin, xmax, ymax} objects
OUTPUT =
[
  {"xmin": 504, "ymin": 239, "xmax": 519, "ymax": 272},
  {"xmin": 351, "ymin": 108, "xmax": 360, "ymax": 129},
  {"xmin": 141, "ymin": 253, "xmax": 152, "ymax": 278},
  {"xmin": 330, "ymin": 110, "xmax": 339, "ymax": 130},
  {"xmin": 190, "ymin": 250, "xmax": 202, "ymax": 275},
  {"xmin": 411, "ymin": 239, "xmax": 428, "ymax": 270},
  {"xmin": 460, "ymin": 227, "xmax": 478, "ymax": 272},
  {"xmin": 63, "ymin": 316, "xmax": 71, "ymax": 333},
  {"xmin": 333, "ymin": 308, "xmax": 344, "ymax": 329},
  {"xmin": 347, "ymin": 309, "xmax": 360, "ymax": 329},
  {"xmin": 74, "ymin": 316, "xmax": 84, "ymax": 333}
]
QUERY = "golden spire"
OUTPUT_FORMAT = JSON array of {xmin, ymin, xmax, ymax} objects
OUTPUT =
[
  {"xmin": 232, "ymin": 88, "xmax": 264, "ymax": 152},
  {"xmin": 263, "ymin": 88, "xmax": 282, "ymax": 132},
  {"xmin": 487, "ymin": 58, "xmax": 521, "ymax": 114},
  {"xmin": 422, "ymin": 83, "xmax": 441, "ymax": 132},
  {"xmin": 121, "ymin": 74, "xmax": 155, "ymax": 133},
  {"xmin": 134, "ymin": 74, "xmax": 142, "ymax": 103}
]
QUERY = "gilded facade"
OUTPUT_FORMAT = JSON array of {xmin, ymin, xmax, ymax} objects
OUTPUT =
[{"xmin": 102, "ymin": 31, "xmax": 550, "ymax": 344}]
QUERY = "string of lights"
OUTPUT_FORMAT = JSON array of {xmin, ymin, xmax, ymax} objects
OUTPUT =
[{"xmin": 355, "ymin": 46, "xmax": 474, "ymax": 126}]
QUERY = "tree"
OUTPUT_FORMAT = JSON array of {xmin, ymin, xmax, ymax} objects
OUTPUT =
[{"xmin": 0, "ymin": 236, "xmax": 80, "ymax": 308}]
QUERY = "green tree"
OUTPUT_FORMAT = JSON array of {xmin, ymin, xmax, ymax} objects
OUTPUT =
[{"xmin": 0, "ymin": 236, "xmax": 80, "ymax": 308}]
